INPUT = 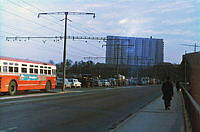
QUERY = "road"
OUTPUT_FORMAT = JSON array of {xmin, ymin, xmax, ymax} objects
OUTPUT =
[{"xmin": 0, "ymin": 85, "xmax": 161, "ymax": 132}]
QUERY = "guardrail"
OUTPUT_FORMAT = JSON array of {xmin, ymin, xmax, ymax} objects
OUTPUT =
[
  {"xmin": 182, "ymin": 87, "xmax": 200, "ymax": 113},
  {"xmin": 181, "ymin": 86, "xmax": 200, "ymax": 132}
]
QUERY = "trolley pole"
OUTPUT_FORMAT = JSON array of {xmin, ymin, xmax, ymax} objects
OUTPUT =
[{"xmin": 38, "ymin": 11, "xmax": 95, "ymax": 92}]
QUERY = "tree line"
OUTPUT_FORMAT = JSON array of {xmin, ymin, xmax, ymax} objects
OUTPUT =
[{"xmin": 49, "ymin": 59, "xmax": 184, "ymax": 81}]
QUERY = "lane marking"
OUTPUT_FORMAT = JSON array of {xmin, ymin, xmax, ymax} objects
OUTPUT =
[
  {"xmin": 0, "ymin": 91, "xmax": 98, "ymax": 105},
  {"xmin": 0, "ymin": 93, "xmax": 57, "ymax": 100},
  {"xmin": 8, "ymin": 127, "xmax": 18, "ymax": 131},
  {"xmin": 0, "ymin": 90, "xmax": 84, "ymax": 100},
  {"xmin": 0, "ymin": 127, "xmax": 18, "ymax": 132}
]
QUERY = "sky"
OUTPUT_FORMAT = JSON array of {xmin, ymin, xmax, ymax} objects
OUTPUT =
[{"xmin": 0, "ymin": 0, "xmax": 200, "ymax": 64}]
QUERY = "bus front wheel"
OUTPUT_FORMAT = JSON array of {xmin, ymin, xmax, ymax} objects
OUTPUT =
[{"xmin": 8, "ymin": 81, "xmax": 17, "ymax": 96}]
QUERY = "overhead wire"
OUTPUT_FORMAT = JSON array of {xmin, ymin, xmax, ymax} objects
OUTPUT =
[
  {"xmin": 0, "ymin": 13, "xmax": 99, "ymax": 57},
  {"xmin": 1, "ymin": 23, "xmax": 100, "ymax": 58},
  {"xmin": 19, "ymin": 0, "xmax": 108, "ymax": 38},
  {"xmin": 17, "ymin": 0, "xmax": 90, "ymax": 35},
  {"xmin": 17, "ymin": 0, "xmax": 106, "ymax": 52},
  {"xmin": 2, "ymin": 27, "xmax": 90, "ymax": 58},
  {"xmin": 7, "ymin": 0, "xmax": 64, "ymax": 28},
  {"xmin": 18, "ymin": 0, "xmax": 95, "ymax": 35},
  {"xmin": 3, "ymin": 30, "xmax": 85, "ymax": 59},
  {"xmin": 1, "ymin": 23, "xmax": 99, "ymax": 59},
  {"xmin": 0, "ymin": 8, "xmax": 62, "ymax": 34},
  {"xmin": 3, "ymin": 0, "xmax": 106, "ymax": 61}
]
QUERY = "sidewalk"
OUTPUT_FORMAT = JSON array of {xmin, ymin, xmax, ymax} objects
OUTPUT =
[{"xmin": 112, "ymin": 90, "xmax": 184, "ymax": 132}]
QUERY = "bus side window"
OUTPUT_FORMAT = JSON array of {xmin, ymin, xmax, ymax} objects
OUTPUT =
[
  {"xmin": 3, "ymin": 66, "xmax": 7, "ymax": 72},
  {"xmin": 9, "ymin": 66, "xmax": 14, "ymax": 72},
  {"xmin": 44, "ymin": 70, "xmax": 47, "ymax": 75},
  {"xmin": 30, "ymin": 68, "xmax": 34, "ymax": 74},
  {"xmin": 48, "ymin": 70, "xmax": 51, "ymax": 75},
  {"xmin": 34, "ymin": 69, "xmax": 38, "ymax": 74},
  {"xmin": 40, "ymin": 69, "xmax": 43, "ymax": 74},
  {"xmin": 21, "ymin": 68, "xmax": 27, "ymax": 73},
  {"xmin": 14, "ymin": 67, "xmax": 18, "ymax": 73}
]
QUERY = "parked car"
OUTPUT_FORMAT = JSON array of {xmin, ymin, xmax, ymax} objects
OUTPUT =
[
  {"xmin": 68, "ymin": 78, "xmax": 82, "ymax": 88},
  {"xmin": 94, "ymin": 80, "xmax": 103, "ymax": 87},
  {"xmin": 56, "ymin": 78, "xmax": 72, "ymax": 88},
  {"xmin": 108, "ymin": 78, "xmax": 117, "ymax": 86},
  {"xmin": 141, "ymin": 77, "xmax": 150, "ymax": 85},
  {"xmin": 80, "ymin": 74, "xmax": 94, "ymax": 87},
  {"xmin": 101, "ymin": 79, "xmax": 111, "ymax": 87},
  {"xmin": 64, "ymin": 79, "xmax": 72, "ymax": 88},
  {"xmin": 129, "ymin": 78, "xmax": 138, "ymax": 85}
]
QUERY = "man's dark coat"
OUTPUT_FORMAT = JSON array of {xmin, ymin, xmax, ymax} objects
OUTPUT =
[{"xmin": 162, "ymin": 81, "xmax": 173, "ymax": 100}]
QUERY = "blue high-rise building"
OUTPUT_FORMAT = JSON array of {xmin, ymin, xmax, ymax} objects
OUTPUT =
[{"xmin": 106, "ymin": 36, "xmax": 164, "ymax": 66}]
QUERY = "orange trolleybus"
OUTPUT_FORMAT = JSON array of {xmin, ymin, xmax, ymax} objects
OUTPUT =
[{"xmin": 0, "ymin": 56, "xmax": 56, "ymax": 95}]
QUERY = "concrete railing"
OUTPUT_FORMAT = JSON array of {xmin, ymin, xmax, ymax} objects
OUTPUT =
[
  {"xmin": 182, "ymin": 88, "xmax": 200, "ymax": 114},
  {"xmin": 182, "ymin": 86, "xmax": 200, "ymax": 132}
]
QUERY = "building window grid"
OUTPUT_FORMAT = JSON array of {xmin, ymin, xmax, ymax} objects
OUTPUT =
[{"xmin": 106, "ymin": 36, "xmax": 163, "ymax": 66}]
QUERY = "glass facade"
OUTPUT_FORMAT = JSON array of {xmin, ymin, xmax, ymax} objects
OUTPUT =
[{"xmin": 106, "ymin": 36, "xmax": 164, "ymax": 66}]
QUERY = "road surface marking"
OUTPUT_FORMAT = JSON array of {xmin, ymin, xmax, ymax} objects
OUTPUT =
[
  {"xmin": 8, "ymin": 127, "xmax": 18, "ymax": 131},
  {"xmin": 0, "ymin": 93, "xmax": 57, "ymax": 100},
  {"xmin": 0, "ymin": 127, "xmax": 18, "ymax": 132},
  {"xmin": 0, "ymin": 90, "xmax": 81, "ymax": 100}
]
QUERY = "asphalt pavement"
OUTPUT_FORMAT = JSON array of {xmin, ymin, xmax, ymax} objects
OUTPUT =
[{"xmin": 0, "ymin": 85, "xmax": 161, "ymax": 132}]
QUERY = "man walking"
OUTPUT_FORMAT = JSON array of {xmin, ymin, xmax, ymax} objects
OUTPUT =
[{"xmin": 162, "ymin": 77, "xmax": 173, "ymax": 110}]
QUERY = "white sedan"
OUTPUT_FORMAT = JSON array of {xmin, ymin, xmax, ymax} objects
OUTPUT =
[{"xmin": 68, "ymin": 79, "xmax": 82, "ymax": 88}]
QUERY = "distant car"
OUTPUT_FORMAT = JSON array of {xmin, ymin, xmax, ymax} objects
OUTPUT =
[
  {"xmin": 68, "ymin": 79, "xmax": 82, "ymax": 88},
  {"xmin": 129, "ymin": 78, "xmax": 138, "ymax": 85},
  {"xmin": 94, "ymin": 80, "xmax": 103, "ymax": 87},
  {"xmin": 64, "ymin": 79, "xmax": 72, "ymax": 88},
  {"xmin": 108, "ymin": 78, "xmax": 117, "ymax": 86},
  {"xmin": 101, "ymin": 80, "xmax": 111, "ymax": 87},
  {"xmin": 56, "ymin": 78, "xmax": 72, "ymax": 88}
]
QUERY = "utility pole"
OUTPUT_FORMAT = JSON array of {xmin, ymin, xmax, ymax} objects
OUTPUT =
[{"xmin": 38, "ymin": 11, "xmax": 95, "ymax": 91}]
